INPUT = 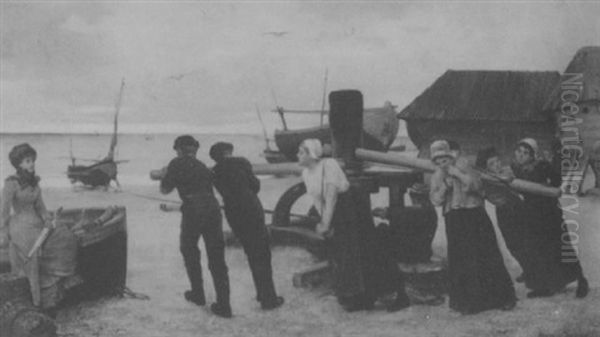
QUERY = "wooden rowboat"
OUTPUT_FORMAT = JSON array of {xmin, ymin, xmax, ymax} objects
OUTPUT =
[{"xmin": 0, "ymin": 206, "xmax": 127, "ymax": 337}]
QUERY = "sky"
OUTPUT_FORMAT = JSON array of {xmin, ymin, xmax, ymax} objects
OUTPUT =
[{"xmin": 1, "ymin": 1, "xmax": 599, "ymax": 134}]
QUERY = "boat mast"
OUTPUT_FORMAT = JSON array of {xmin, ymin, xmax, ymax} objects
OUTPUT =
[
  {"xmin": 255, "ymin": 104, "xmax": 272, "ymax": 150},
  {"xmin": 107, "ymin": 78, "xmax": 125, "ymax": 161},
  {"xmin": 320, "ymin": 68, "xmax": 328, "ymax": 127},
  {"xmin": 270, "ymin": 88, "xmax": 288, "ymax": 131}
]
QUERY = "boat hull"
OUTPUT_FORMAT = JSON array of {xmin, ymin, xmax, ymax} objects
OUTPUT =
[
  {"xmin": 272, "ymin": 105, "xmax": 399, "ymax": 162},
  {"xmin": 67, "ymin": 160, "xmax": 117, "ymax": 187},
  {"xmin": 0, "ymin": 206, "xmax": 128, "ymax": 299}
]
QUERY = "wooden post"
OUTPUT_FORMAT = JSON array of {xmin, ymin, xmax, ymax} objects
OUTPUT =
[
  {"xmin": 355, "ymin": 148, "xmax": 562, "ymax": 198},
  {"xmin": 329, "ymin": 90, "xmax": 364, "ymax": 170}
]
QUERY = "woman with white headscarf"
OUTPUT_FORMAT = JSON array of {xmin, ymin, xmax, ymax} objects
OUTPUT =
[
  {"xmin": 511, "ymin": 138, "xmax": 589, "ymax": 299},
  {"xmin": 297, "ymin": 139, "xmax": 410, "ymax": 312}
]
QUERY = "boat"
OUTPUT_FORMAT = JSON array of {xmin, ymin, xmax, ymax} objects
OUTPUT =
[
  {"xmin": 0, "ymin": 206, "xmax": 128, "ymax": 295},
  {"xmin": 0, "ymin": 206, "xmax": 128, "ymax": 336},
  {"xmin": 67, "ymin": 79, "xmax": 128, "ymax": 188},
  {"xmin": 267, "ymin": 101, "xmax": 400, "ymax": 162}
]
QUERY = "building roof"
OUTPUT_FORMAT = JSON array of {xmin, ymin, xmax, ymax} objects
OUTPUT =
[
  {"xmin": 398, "ymin": 70, "xmax": 560, "ymax": 122},
  {"xmin": 544, "ymin": 46, "xmax": 600, "ymax": 111}
]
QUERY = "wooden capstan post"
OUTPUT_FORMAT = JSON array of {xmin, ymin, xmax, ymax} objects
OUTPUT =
[
  {"xmin": 329, "ymin": 90, "xmax": 364, "ymax": 171},
  {"xmin": 291, "ymin": 90, "xmax": 431, "ymax": 287}
]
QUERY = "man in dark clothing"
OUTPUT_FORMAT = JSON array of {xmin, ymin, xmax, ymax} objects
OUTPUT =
[
  {"xmin": 209, "ymin": 142, "xmax": 284, "ymax": 310},
  {"xmin": 159, "ymin": 135, "xmax": 232, "ymax": 318}
]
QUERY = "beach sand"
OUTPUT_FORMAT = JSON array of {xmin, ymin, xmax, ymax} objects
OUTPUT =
[{"xmin": 37, "ymin": 177, "xmax": 600, "ymax": 337}]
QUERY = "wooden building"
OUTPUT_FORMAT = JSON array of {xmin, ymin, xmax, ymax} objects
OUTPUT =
[
  {"xmin": 397, "ymin": 70, "xmax": 560, "ymax": 161},
  {"xmin": 543, "ymin": 46, "xmax": 600, "ymax": 191}
]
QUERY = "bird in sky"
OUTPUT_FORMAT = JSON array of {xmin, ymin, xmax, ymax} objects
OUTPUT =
[
  {"xmin": 262, "ymin": 31, "xmax": 290, "ymax": 37},
  {"xmin": 167, "ymin": 71, "xmax": 195, "ymax": 81}
]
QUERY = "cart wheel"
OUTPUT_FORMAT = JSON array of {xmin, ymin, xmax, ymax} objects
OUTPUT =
[{"xmin": 272, "ymin": 182, "xmax": 319, "ymax": 229}]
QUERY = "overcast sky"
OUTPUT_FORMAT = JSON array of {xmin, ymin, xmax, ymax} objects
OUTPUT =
[{"xmin": 1, "ymin": 1, "xmax": 599, "ymax": 134}]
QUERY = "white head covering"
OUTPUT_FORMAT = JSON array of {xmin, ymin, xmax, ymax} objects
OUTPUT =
[
  {"xmin": 517, "ymin": 138, "xmax": 540, "ymax": 159},
  {"xmin": 301, "ymin": 138, "xmax": 323, "ymax": 160},
  {"xmin": 430, "ymin": 140, "xmax": 453, "ymax": 162}
]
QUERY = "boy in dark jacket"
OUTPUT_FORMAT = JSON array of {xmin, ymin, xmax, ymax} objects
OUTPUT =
[
  {"xmin": 210, "ymin": 142, "xmax": 284, "ymax": 310},
  {"xmin": 159, "ymin": 135, "xmax": 232, "ymax": 318}
]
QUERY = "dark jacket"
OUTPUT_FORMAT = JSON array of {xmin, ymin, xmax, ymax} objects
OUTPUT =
[
  {"xmin": 213, "ymin": 157, "xmax": 260, "ymax": 204},
  {"xmin": 161, "ymin": 156, "xmax": 217, "ymax": 204},
  {"xmin": 212, "ymin": 157, "xmax": 263, "ymax": 227}
]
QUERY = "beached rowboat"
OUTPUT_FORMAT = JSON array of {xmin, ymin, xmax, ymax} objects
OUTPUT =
[{"xmin": 0, "ymin": 206, "xmax": 127, "ymax": 337}]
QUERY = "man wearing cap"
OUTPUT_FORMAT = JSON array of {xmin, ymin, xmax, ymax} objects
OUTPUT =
[
  {"xmin": 209, "ymin": 142, "xmax": 284, "ymax": 310},
  {"xmin": 159, "ymin": 135, "xmax": 232, "ymax": 318}
]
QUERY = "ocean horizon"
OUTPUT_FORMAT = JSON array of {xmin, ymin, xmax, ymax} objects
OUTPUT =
[{"xmin": 0, "ymin": 132, "xmax": 416, "ymax": 188}]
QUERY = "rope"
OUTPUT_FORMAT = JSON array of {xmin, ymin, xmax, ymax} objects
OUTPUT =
[
  {"xmin": 120, "ymin": 190, "xmax": 180, "ymax": 204},
  {"xmin": 118, "ymin": 285, "xmax": 150, "ymax": 301},
  {"xmin": 121, "ymin": 189, "xmax": 315, "ymax": 221}
]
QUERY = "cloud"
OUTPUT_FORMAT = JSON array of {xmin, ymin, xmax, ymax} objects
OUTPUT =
[
  {"xmin": 1, "ymin": 2, "xmax": 599, "ymax": 134},
  {"xmin": 1, "ymin": 3, "xmax": 114, "ymax": 80}
]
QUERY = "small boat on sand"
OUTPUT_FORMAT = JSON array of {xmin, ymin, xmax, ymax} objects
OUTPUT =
[{"xmin": 0, "ymin": 206, "xmax": 128, "ymax": 337}]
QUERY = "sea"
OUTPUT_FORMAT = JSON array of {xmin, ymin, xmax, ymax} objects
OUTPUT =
[
  {"xmin": 0, "ymin": 133, "xmax": 415, "ymax": 188},
  {"xmin": 0, "ymin": 133, "xmax": 271, "ymax": 188}
]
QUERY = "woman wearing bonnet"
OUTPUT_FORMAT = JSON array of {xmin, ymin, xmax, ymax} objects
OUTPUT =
[
  {"xmin": 1, "ymin": 143, "xmax": 77, "ymax": 315},
  {"xmin": 297, "ymin": 138, "xmax": 410, "ymax": 312},
  {"xmin": 511, "ymin": 138, "xmax": 589, "ymax": 299},
  {"xmin": 430, "ymin": 140, "xmax": 516, "ymax": 314}
]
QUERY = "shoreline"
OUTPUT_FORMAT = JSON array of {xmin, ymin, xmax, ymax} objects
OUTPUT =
[{"xmin": 5, "ymin": 182, "xmax": 600, "ymax": 336}]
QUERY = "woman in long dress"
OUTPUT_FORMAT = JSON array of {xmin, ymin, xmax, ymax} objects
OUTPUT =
[
  {"xmin": 297, "ymin": 139, "xmax": 410, "ymax": 312},
  {"xmin": 429, "ymin": 140, "xmax": 516, "ymax": 314},
  {"xmin": 511, "ymin": 138, "xmax": 588, "ymax": 298},
  {"xmin": 1, "ymin": 143, "xmax": 77, "ymax": 313},
  {"xmin": 475, "ymin": 146, "xmax": 531, "ymax": 283}
]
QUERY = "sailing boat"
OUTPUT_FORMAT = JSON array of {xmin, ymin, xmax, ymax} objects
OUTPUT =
[
  {"xmin": 265, "ymin": 101, "xmax": 400, "ymax": 162},
  {"xmin": 262, "ymin": 71, "xmax": 400, "ymax": 162},
  {"xmin": 67, "ymin": 79, "xmax": 128, "ymax": 188}
]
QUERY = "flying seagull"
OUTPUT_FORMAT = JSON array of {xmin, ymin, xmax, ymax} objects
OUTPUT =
[
  {"xmin": 167, "ymin": 71, "xmax": 195, "ymax": 81},
  {"xmin": 263, "ymin": 31, "xmax": 289, "ymax": 37}
]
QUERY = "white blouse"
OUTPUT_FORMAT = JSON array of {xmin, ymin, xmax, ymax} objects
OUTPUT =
[{"xmin": 301, "ymin": 158, "xmax": 350, "ymax": 214}]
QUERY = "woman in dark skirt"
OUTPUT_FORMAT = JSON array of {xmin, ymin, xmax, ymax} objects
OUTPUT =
[
  {"xmin": 429, "ymin": 140, "xmax": 516, "ymax": 314},
  {"xmin": 476, "ymin": 146, "xmax": 531, "ymax": 283},
  {"xmin": 511, "ymin": 138, "xmax": 589, "ymax": 298},
  {"xmin": 298, "ymin": 139, "xmax": 410, "ymax": 312}
]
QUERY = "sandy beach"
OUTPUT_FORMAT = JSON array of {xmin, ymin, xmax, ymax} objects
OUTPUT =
[{"xmin": 33, "ymin": 176, "xmax": 600, "ymax": 337}]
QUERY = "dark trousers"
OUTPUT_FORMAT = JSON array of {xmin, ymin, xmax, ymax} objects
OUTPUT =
[
  {"xmin": 180, "ymin": 200, "xmax": 230, "ymax": 306},
  {"xmin": 225, "ymin": 202, "xmax": 278, "ymax": 303}
]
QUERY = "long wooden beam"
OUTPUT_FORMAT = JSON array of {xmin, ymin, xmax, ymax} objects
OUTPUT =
[
  {"xmin": 252, "ymin": 162, "xmax": 302, "ymax": 176},
  {"xmin": 355, "ymin": 148, "xmax": 561, "ymax": 198}
]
